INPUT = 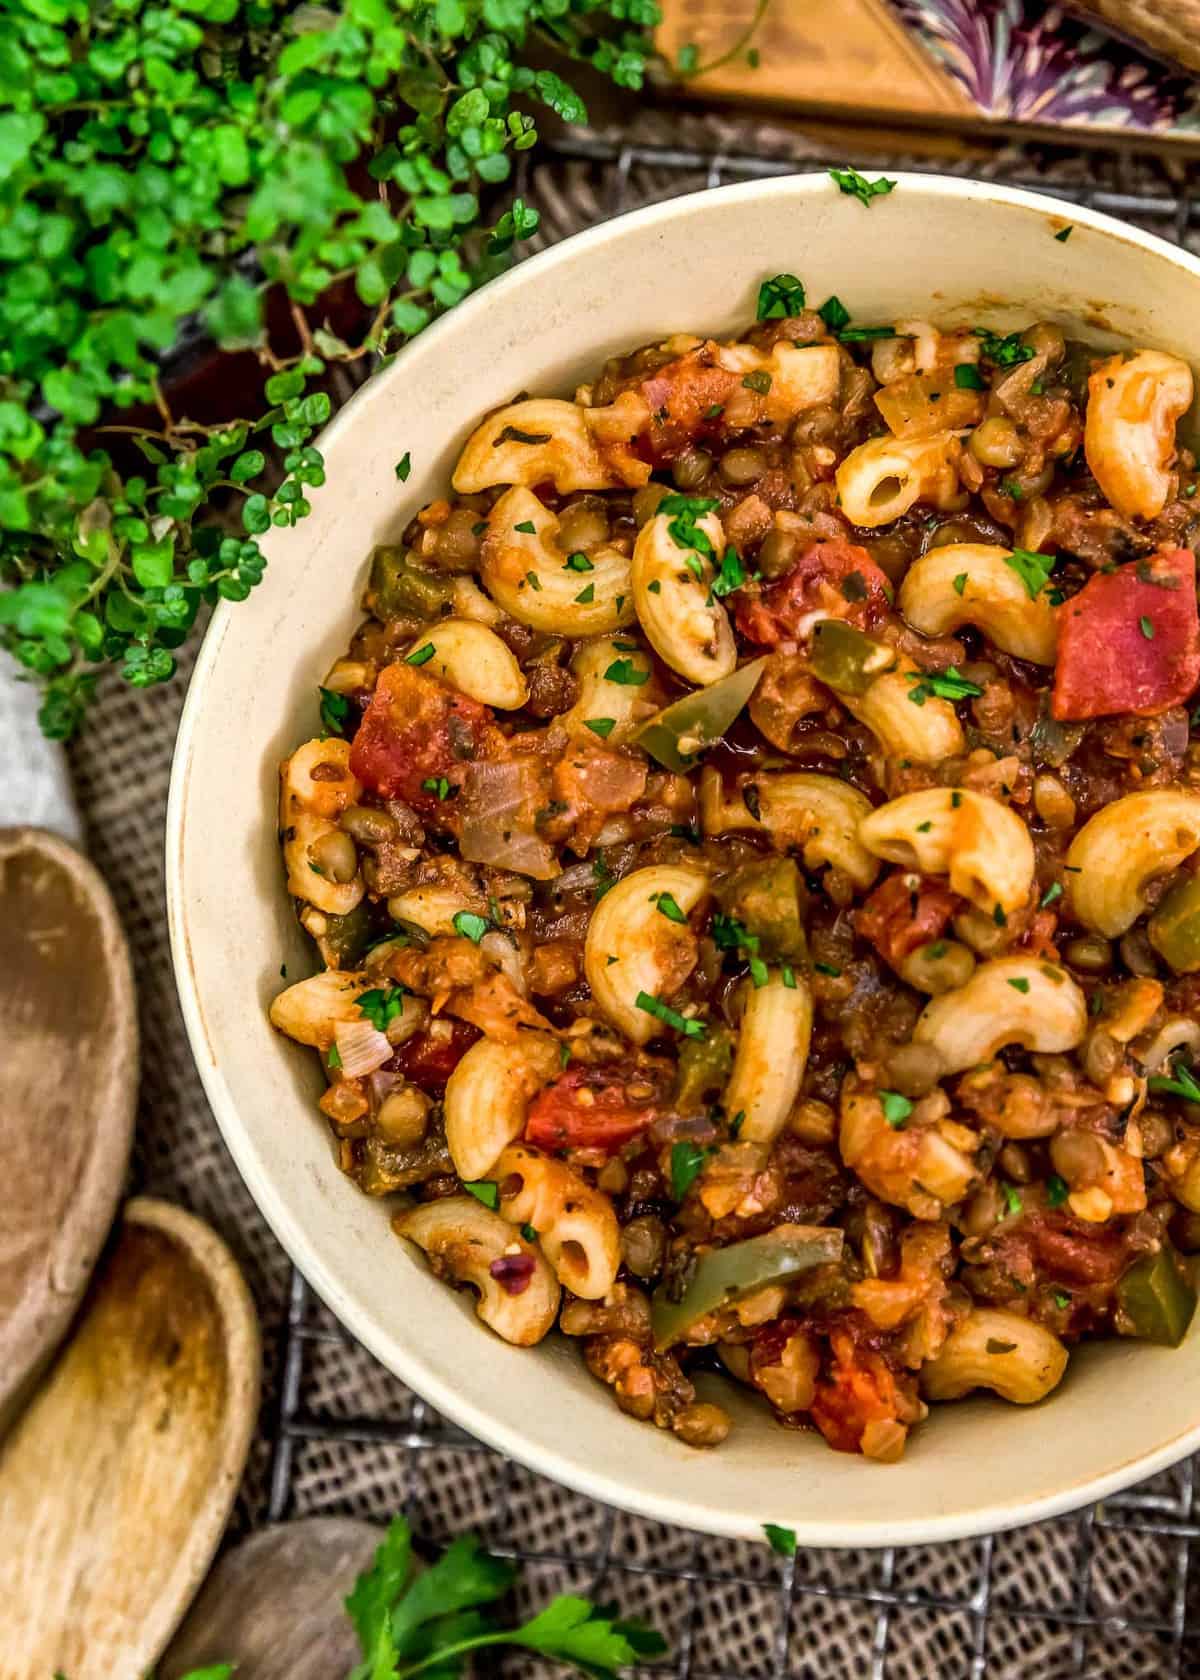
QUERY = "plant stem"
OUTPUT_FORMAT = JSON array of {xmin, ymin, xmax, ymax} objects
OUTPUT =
[{"xmin": 393, "ymin": 1632, "xmax": 520, "ymax": 1678}]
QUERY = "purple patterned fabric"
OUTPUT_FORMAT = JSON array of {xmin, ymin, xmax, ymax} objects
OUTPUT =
[{"xmin": 888, "ymin": 0, "xmax": 1200, "ymax": 132}]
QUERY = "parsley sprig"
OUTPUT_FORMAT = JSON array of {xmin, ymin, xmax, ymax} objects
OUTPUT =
[
  {"xmin": 1149, "ymin": 1057, "xmax": 1200, "ymax": 1104},
  {"xmin": 345, "ymin": 1514, "xmax": 667, "ymax": 1678},
  {"xmin": 906, "ymin": 668, "xmax": 983, "ymax": 706},
  {"xmin": 829, "ymin": 167, "xmax": 896, "ymax": 208}
]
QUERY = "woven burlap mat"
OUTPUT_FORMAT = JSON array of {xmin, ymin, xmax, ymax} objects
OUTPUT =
[{"xmin": 66, "ymin": 113, "xmax": 1200, "ymax": 1677}]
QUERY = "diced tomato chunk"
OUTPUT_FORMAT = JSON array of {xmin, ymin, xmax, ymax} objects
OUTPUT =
[
  {"xmin": 809, "ymin": 1327, "xmax": 902, "ymax": 1455},
  {"xmin": 735, "ymin": 540, "xmax": 893, "ymax": 646},
  {"xmin": 638, "ymin": 352, "xmax": 739, "ymax": 462},
  {"xmin": 391, "ymin": 1018, "xmax": 480, "ymax": 1095},
  {"xmin": 853, "ymin": 870, "xmax": 958, "ymax": 973},
  {"xmin": 349, "ymin": 662, "xmax": 492, "ymax": 817},
  {"xmin": 525, "ymin": 1065, "xmax": 658, "ymax": 1153},
  {"xmin": 1053, "ymin": 547, "xmax": 1200, "ymax": 721}
]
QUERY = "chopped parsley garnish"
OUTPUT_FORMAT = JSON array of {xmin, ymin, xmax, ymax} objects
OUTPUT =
[
  {"xmin": 704, "ymin": 403, "xmax": 725, "ymax": 419},
  {"xmin": 684, "ymin": 553, "xmax": 705, "ymax": 582},
  {"xmin": 781, "ymin": 965, "xmax": 797, "ymax": 988},
  {"xmin": 763, "ymin": 1524, "xmax": 797, "ymax": 1557},
  {"xmin": 422, "ymin": 775, "xmax": 452, "ymax": 800},
  {"xmin": 1149, "ymin": 1057, "xmax": 1200, "ymax": 1104},
  {"xmin": 829, "ymin": 166, "xmax": 896, "ymax": 208},
  {"xmin": 513, "ymin": 519, "xmax": 537, "ymax": 534},
  {"xmin": 1000, "ymin": 478, "xmax": 1023, "ymax": 500},
  {"xmin": 709, "ymin": 546, "xmax": 746, "ymax": 600},
  {"xmin": 670, "ymin": 1140, "xmax": 713, "ymax": 1199},
  {"xmin": 520, "ymin": 1223, "xmax": 538, "ymax": 1242},
  {"xmin": 394, "ymin": 452, "xmax": 412, "ymax": 481},
  {"xmin": 818, "ymin": 294, "xmax": 851, "ymax": 332},
  {"xmin": 742, "ymin": 370, "xmax": 773, "ymax": 395},
  {"xmin": 326, "ymin": 1043, "xmax": 342, "ymax": 1070},
  {"xmin": 524, "ymin": 570, "xmax": 542, "ymax": 590},
  {"xmin": 1005, "ymin": 548, "xmax": 1057, "ymax": 600},
  {"xmin": 565, "ymin": 551, "xmax": 593, "ymax": 572},
  {"xmin": 756, "ymin": 273, "xmax": 806, "ymax": 320},
  {"xmin": 658, "ymin": 492, "xmax": 719, "ymax": 558},
  {"xmin": 814, "ymin": 961, "xmax": 841, "ymax": 977},
  {"xmin": 1053, "ymin": 1290, "xmax": 1071, "ymax": 1309},
  {"xmin": 359, "ymin": 985, "xmax": 406, "ymax": 1032},
  {"xmin": 654, "ymin": 892, "xmax": 688, "ymax": 924},
  {"xmin": 952, "ymin": 572, "xmax": 968, "ymax": 597},
  {"xmin": 1040, "ymin": 882, "xmax": 1063, "ymax": 908},
  {"xmin": 452, "ymin": 910, "xmax": 491, "ymax": 944},
  {"xmin": 993, "ymin": 903, "xmax": 1007, "ymax": 927},
  {"xmin": 880, "ymin": 1090, "xmax": 913, "ymax": 1128},
  {"xmin": 1046, "ymin": 1174, "xmax": 1069, "ymax": 1208},
  {"xmin": 953, "ymin": 363, "xmax": 985, "ymax": 390},
  {"xmin": 584, "ymin": 717, "xmax": 616, "ymax": 739},
  {"xmin": 1002, "ymin": 1183, "xmax": 1023, "ymax": 1217},
  {"xmin": 575, "ymin": 584, "xmax": 595, "ymax": 603},
  {"xmin": 463, "ymin": 1179, "xmax": 499, "ymax": 1209},
  {"xmin": 604, "ymin": 658, "xmax": 648, "ymax": 686},
  {"xmin": 1007, "ymin": 977, "xmax": 1031, "ymax": 993},
  {"xmin": 975, "ymin": 328, "xmax": 1035, "ymax": 368},
  {"xmin": 1054, "ymin": 225, "xmax": 1073, "ymax": 243},
  {"xmin": 406, "ymin": 643, "xmax": 435, "ymax": 667},
  {"xmin": 837, "ymin": 325, "xmax": 903, "ymax": 342},
  {"xmin": 592, "ymin": 854, "xmax": 616, "ymax": 900},
  {"xmin": 906, "ymin": 667, "xmax": 983, "ymax": 706},
  {"xmin": 748, "ymin": 954, "xmax": 769, "ymax": 988},
  {"xmin": 318, "ymin": 685, "xmax": 351, "ymax": 736},
  {"xmin": 1140, "ymin": 615, "xmax": 1155, "ymax": 640},
  {"xmin": 636, "ymin": 990, "xmax": 705, "ymax": 1039}
]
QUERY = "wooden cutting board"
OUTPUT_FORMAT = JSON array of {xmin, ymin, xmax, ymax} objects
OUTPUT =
[{"xmin": 0, "ymin": 1198, "xmax": 260, "ymax": 1680}]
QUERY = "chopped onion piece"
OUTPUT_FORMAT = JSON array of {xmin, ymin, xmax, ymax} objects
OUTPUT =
[{"xmin": 334, "ymin": 1018, "xmax": 394, "ymax": 1077}]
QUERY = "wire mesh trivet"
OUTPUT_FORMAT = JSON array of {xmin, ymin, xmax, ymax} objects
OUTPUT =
[{"xmin": 263, "ymin": 128, "xmax": 1200, "ymax": 1679}]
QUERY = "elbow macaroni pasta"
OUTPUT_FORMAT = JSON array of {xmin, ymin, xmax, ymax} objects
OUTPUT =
[
  {"xmin": 914, "ymin": 957, "xmax": 1088, "ymax": 1074},
  {"xmin": 834, "ymin": 430, "xmax": 962, "ymax": 527},
  {"xmin": 584, "ymin": 864, "xmax": 710, "ymax": 1044},
  {"xmin": 921, "ymin": 1309, "xmax": 1069, "ymax": 1404},
  {"xmin": 395, "ymin": 1196, "xmax": 560, "ymax": 1346},
  {"xmin": 453, "ymin": 397, "xmax": 649, "ymax": 495},
  {"xmin": 722, "ymin": 971, "xmax": 813, "ymax": 1145},
  {"xmin": 898, "ymin": 543, "xmax": 1058, "ymax": 665},
  {"xmin": 755, "ymin": 772, "xmax": 881, "ymax": 889},
  {"xmin": 281, "ymin": 738, "xmax": 364, "ymax": 916},
  {"xmin": 630, "ymin": 509, "xmax": 736, "ymax": 685},
  {"xmin": 494, "ymin": 1143, "xmax": 621, "ymax": 1299},
  {"xmin": 444, "ymin": 1032, "xmax": 561, "ymax": 1182},
  {"xmin": 1084, "ymin": 350, "xmax": 1193, "ymax": 521},
  {"xmin": 858, "ymin": 787, "xmax": 1035, "ymax": 916},
  {"xmin": 402, "ymin": 618, "xmax": 528, "ymax": 710},
  {"xmin": 482, "ymin": 487, "xmax": 635, "ymax": 634},
  {"xmin": 1066, "ymin": 789, "xmax": 1200, "ymax": 938},
  {"xmin": 560, "ymin": 635, "xmax": 659, "ymax": 743}
]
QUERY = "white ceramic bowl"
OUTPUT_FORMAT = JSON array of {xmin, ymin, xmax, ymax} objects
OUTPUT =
[{"xmin": 167, "ymin": 172, "xmax": 1200, "ymax": 1546}]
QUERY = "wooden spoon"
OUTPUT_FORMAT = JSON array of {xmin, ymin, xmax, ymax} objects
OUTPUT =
[
  {"xmin": 0, "ymin": 1196, "xmax": 260, "ymax": 1680},
  {"xmin": 162, "ymin": 1518, "xmax": 384, "ymax": 1679},
  {"xmin": 0, "ymin": 826, "xmax": 137, "ymax": 1433}
]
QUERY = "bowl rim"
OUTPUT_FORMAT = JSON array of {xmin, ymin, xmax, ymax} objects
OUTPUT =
[{"xmin": 167, "ymin": 168, "xmax": 1200, "ymax": 1546}]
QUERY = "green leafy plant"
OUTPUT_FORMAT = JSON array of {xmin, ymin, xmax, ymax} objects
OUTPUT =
[{"xmin": 0, "ymin": 0, "xmax": 664, "ymax": 736}]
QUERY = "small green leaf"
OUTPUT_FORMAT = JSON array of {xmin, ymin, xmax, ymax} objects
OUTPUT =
[{"xmin": 763, "ymin": 1523, "xmax": 797, "ymax": 1557}]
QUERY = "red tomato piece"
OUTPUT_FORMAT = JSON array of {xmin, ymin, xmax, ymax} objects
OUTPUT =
[
  {"xmin": 638, "ymin": 352, "xmax": 739, "ymax": 463},
  {"xmin": 853, "ymin": 870, "xmax": 958, "ymax": 973},
  {"xmin": 735, "ymin": 540, "xmax": 892, "ymax": 646},
  {"xmin": 1052, "ymin": 547, "xmax": 1200, "ymax": 721},
  {"xmin": 349, "ymin": 662, "xmax": 492, "ymax": 816},
  {"xmin": 391, "ymin": 1018, "xmax": 480, "ymax": 1095},
  {"xmin": 809, "ymin": 1327, "xmax": 902, "ymax": 1455},
  {"xmin": 525, "ymin": 1066, "xmax": 657, "ymax": 1154}
]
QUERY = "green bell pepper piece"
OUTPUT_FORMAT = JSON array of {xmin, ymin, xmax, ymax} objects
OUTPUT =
[
  {"xmin": 315, "ymin": 900, "xmax": 373, "ymax": 970},
  {"xmin": 651, "ymin": 1225, "xmax": 844, "ymax": 1350},
  {"xmin": 1117, "ymin": 1246, "xmax": 1197, "ymax": 1346},
  {"xmin": 808, "ymin": 620, "xmax": 896, "ymax": 696},
  {"xmin": 369, "ymin": 545, "xmax": 456, "ymax": 619},
  {"xmin": 635, "ymin": 657, "xmax": 767, "ymax": 774},
  {"xmin": 674, "ymin": 1026, "xmax": 734, "ymax": 1112},
  {"xmin": 1149, "ymin": 876, "xmax": 1200, "ymax": 974},
  {"xmin": 713, "ymin": 856, "xmax": 809, "ymax": 962}
]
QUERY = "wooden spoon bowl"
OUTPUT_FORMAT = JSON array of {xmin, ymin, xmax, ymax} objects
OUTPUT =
[
  {"xmin": 0, "ymin": 826, "xmax": 137, "ymax": 1433},
  {"xmin": 0, "ymin": 1196, "xmax": 261, "ymax": 1680}
]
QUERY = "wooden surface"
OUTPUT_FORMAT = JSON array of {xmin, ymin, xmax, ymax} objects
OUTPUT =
[
  {"xmin": 0, "ymin": 1198, "xmax": 260, "ymax": 1680},
  {"xmin": 657, "ymin": 0, "xmax": 976, "ymax": 121},
  {"xmin": 0, "ymin": 827, "xmax": 137, "ymax": 1435},
  {"xmin": 1072, "ymin": 0, "xmax": 1200, "ymax": 74},
  {"xmin": 162, "ymin": 1519, "xmax": 384, "ymax": 1679}
]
